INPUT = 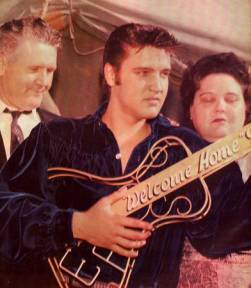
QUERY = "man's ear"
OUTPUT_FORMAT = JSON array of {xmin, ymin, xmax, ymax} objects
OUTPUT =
[
  {"xmin": 0, "ymin": 56, "xmax": 7, "ymax": 76},
  {"xmin": 104, "ymin": 63, "xmax": 116, "ymax": 87}
]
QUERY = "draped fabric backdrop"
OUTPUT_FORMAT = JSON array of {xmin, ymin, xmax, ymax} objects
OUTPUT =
[{"xmin": 0, "ymin": 0, "xmax": 250, "ymax": 121}]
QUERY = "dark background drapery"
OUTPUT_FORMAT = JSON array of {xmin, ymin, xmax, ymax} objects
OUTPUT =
[{"xmin": 0, "ymin": 0, "xmax": 250, "ymax": 122}]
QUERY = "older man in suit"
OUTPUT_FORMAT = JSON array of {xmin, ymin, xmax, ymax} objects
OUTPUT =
[{"xmin": 0, "ymin": 16, "xmax": 60, "ymax": 167}]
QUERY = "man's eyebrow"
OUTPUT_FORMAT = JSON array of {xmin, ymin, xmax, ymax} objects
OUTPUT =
[
  {"xmin": 132, "ymin": 67, "xmax": 153, "ymax": 71},
  {"xmin": 132, "ymin": 67, "xmax": 171, "ymax": 72},
  {"xmin": 29, "ymin": 64, "xmax": 56, "ymax": 69}
]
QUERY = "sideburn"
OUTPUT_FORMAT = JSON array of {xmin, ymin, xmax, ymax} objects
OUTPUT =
[{"xmin": 114, "ymin": 69, "xmax": 121, "ymax": 85}]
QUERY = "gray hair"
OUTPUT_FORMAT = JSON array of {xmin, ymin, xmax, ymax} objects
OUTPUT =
[{"xmin": 0, "ymin": 16, "xmax": 61, "ymax": 58}]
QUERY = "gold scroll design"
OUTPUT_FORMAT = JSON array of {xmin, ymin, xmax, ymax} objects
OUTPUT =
[
  {"xmin": 47, "ymin": 136, "xmax": 209, "ymax": 288},
  {"xmin": 48, "ymin": 123, "xmax": 251, "ymax": 288}
]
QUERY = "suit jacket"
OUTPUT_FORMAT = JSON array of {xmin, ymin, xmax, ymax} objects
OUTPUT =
[
  {"xmin": 0, "ymin": 107, "xmax": 59, "ymax": 288},
  {"xmin": 0, "ymin": 108, "xmax": 58, "ymax": 168}
]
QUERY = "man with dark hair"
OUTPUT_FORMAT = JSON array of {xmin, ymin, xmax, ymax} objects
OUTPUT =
[
  {"xmin": 0, "ymin": 16, "xmax": 60, "ymax": 167},
  {"xmin": 101, "ymin": 23, "xmax": 177, "ymax": 94},
  {"xmin": 0, "ymin": 19, "xmax": 152, "ymax": 287},
  {"xmin": 0, "ymin": 23, "xmax": 251, "ymax": 288}
]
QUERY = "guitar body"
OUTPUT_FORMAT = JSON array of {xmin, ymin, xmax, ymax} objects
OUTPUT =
[{"xmin": 50, "ymin": 242, "xmax": 134, "ymax": 287}]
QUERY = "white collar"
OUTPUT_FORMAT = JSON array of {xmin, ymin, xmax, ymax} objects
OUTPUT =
[{"xmin": 0, "ymin": 98, "xmax": 37, "ymax": 118}]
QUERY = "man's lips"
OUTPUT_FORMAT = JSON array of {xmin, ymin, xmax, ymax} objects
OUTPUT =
[
  {"xmin": 144, "ymin": 97, "xmax": 161, "ymax": 103},
  {"xmin": 33, "ymin": 88, "xmax": 47, "ymax": 94}
]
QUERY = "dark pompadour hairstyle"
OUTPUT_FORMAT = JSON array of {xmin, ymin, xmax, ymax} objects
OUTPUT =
[
  {"xmin": 102, "ymin": 23, "xmax": 178, "ymax": 96},
  {"xmin": 180, "ymin": 52, "xmax": 251, "ymax": 124}
]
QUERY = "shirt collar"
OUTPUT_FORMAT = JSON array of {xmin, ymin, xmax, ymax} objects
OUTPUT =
[
  {"xmin": 0, "ymin": 99, "xmax": 6, "ymax": 113},
  {"xmin": 0, "ymin": 98, "xmax": 37, "ymax": 118},
  {"xmin": 92, "ymin": 101, "xmax": 172, "ymax": 131}
]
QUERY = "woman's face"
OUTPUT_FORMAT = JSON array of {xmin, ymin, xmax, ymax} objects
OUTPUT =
[{"xmin": 190, "ymin": 73, "xmax": 246, "ymax": 142}]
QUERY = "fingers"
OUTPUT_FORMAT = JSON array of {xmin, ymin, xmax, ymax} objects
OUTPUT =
[
  {"xmin": 104, "ymin": 189, "xmax": 153, "ymax": 232},
  {"xmin": 120, "ymin": 216, "xmax": 153, "ymax": 231},
  {"xmin": 105, "ymin": 187, "xmax": 127, "ymax": 205},
  {"xmin": 116, "ymin": 236, "xmax": 146, "ymax": 250},
  {"xmin": 111, "ymin": 244, "xmax": 139, "ymax": 258},
  {"xmin": 112, "ymin": 236, "xmax": 148, "ymax": 258},
  {"xmin": 118, "ymin": 227, "xmax": 151, "ymax": 241}
]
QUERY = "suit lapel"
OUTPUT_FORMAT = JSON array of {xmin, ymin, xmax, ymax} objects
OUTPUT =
[
  {"xmin": 0, "ymin": 132, "xmax": 7, "ymax": 168},
  {"xmin": 0, "ymin": 109, "xmax": 58, "ymax": 169}
]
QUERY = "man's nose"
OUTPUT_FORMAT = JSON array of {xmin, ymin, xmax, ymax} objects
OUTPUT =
[
  {"xmin": 35, "ymin": 69, "xmax": 50, "ymax": 87},
  {"xmin": 150, "ymin": 73, "xmax": 164, "ymax": 92}
]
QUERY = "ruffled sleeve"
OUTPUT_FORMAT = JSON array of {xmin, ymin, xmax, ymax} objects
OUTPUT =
[{"xmin": 0, "ymin": 123, "xmax": 75, "ymax": 265}]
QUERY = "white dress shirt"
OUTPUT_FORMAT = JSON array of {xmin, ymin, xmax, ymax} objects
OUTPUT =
[{"xmin": 0, "ymin": 99, "xmax": 41, "ymax": 159}]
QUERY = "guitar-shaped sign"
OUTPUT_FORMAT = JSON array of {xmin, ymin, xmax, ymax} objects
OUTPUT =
[{"xmin": 48, "ymin": 123, "xmax": 251, "ymax": 288}]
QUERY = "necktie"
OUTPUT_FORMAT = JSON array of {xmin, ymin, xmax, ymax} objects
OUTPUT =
[{"xmin": 4, "ymin": 109, "xmax": 25, "ymax": 154}]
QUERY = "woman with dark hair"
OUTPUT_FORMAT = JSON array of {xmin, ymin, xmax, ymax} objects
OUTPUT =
[{"xmin": 178, "ymin": 52, "xmax": 251, "ymax": 287}]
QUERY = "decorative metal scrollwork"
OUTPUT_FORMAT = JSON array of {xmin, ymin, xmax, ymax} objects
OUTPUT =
[{"xmin": 48, "ymin": 136, "xmax": 212, "ymax": 288}]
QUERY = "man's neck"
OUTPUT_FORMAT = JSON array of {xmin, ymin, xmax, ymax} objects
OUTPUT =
[
  {"xmin": 0, "ymin": 91, "xmax": 17, "ymax": 111},
  {"xmin": 0, "ymin": 97, "xmax": 15, "ymax": 113},
  {"xmin": 0, "ymin": 84, "xmax": 11, "ymax": 107},
  {"xmin": 102, "ymin": 102, "xmax": 151, "ymax": 173}
]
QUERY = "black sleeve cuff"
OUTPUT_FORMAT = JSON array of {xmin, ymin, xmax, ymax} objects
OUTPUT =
[{"xmin": 53, "ymin": 209, "xmax": 76, "ymax": 250}]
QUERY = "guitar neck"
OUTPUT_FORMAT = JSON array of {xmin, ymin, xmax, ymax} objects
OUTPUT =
[{"xmin": 112, "ymin": 123, "xmax": 251, "ymax": 216}]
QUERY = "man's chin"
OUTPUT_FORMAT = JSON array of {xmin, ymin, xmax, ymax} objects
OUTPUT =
[
  {"xmin": 23, "ymin": 102, "xmax": 41, "ymax": 111},
  {"xmin": 27, "ymin": 96, "xmax": 43, "ymax": 109},
  {"xmin": 143, "ymin": 109, "xmax": 161, "ymax": 119}
]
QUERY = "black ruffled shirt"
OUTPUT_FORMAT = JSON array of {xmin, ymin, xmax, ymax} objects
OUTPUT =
[{"xmin": 0, "ymin": 105, "xmax": 250, "ymax": 288}]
